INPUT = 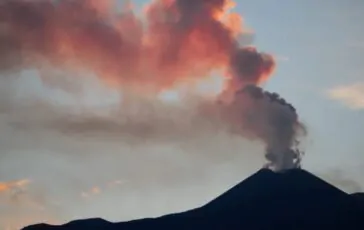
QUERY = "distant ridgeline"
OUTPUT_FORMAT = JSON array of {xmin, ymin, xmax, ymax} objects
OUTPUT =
[{"xmin": 23, "ymin": 169, "xmax": 364, "ymax": 230}]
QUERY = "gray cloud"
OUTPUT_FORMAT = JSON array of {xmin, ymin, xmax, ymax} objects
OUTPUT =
[{"xmin": 0, "ymin": 74, "xmax": 267, "ymax": 229}]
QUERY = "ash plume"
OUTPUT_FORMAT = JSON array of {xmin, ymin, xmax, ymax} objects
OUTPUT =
[
  {"xmin": 225, "ymin": 86, "xmax": 306, "ymax": 171},
  {"xmin": 0, "ymin": 0, "xmax": 306, "ymax": 171}
]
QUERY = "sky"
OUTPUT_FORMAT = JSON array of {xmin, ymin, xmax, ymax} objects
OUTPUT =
[
  {"xmin": 0, "ymin": 0, "xmax": 364, "ymax": 229},
  {"xmin": 231, "ymin": 0, "xmax": 364, "ymax": 173}
]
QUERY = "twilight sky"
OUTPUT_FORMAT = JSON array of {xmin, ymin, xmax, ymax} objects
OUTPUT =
[
  {"xmin": 233, "ymin": 0, "xmax": 364, "ymax": 176},
  {"xmin": 0, "ymin": 0, "xmax": 363, "ymax": 229}
]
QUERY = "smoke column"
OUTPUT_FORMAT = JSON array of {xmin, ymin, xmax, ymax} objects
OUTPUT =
[{"xmin": 0, "ymin": 0, "xmax": 305, "ymax": 171}]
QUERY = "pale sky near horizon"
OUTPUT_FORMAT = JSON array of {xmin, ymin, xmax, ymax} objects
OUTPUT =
[{"xmin": 0, "ymin": 0, "xmax": 364, "ymax": 229}]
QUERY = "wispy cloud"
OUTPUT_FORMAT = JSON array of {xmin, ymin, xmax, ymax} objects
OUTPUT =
[
  {"xmin": 0, "ymin": 179, "xmax": 62, "ymax": 230},
  {"xmin": 346, "ymin": 41, "xmax": 364, "ymax": 49},
  {"xmin": 326, "ymin": 83, "xmax": 364, "ymax": 110},
  {"xmin": 276, "ymin": 56, "xmax": 290, "ymax": 62},
  {"xmin": 81, "ymin": 180, "xmax": 126, "ymax": 199},
  {"xmin": 0, "ymin": 179, "xmax": 30, "ymax": 193}
]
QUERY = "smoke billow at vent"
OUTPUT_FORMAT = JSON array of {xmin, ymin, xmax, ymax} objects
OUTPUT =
[{"xmin": 0, "ymin": 0, "xmax": 306, "ymax": 171}]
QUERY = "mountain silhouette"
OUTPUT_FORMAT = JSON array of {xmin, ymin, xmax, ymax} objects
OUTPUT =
[{"xmin": 23, "ymin": 169, "xmax": 364, "ymax": 230}]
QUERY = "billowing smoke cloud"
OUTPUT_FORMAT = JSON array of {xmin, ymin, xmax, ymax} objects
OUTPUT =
[
  {"xmin": 225, "ymin": 86, "xmax": 306, "ymax": 170},
  {"xmin": 0, "ymin": 0, "xmax": 305, "ymax": 170},
  {"xmin": 0, "ymin": 0, "xmax": 267, "ymax": 89}
]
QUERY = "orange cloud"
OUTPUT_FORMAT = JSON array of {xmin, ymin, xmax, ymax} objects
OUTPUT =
[
  {"xmin": 0, "ymin": 179, "xmax": 30, "ymax": 193},
  {"xmin": 326, "ymin": 83, "xmax": 364, "ymax": 110}
]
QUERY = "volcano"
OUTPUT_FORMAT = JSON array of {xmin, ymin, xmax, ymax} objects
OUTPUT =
[{"xmin": 23, "ymin": 169, "xmax": 364, "ymax": 230}]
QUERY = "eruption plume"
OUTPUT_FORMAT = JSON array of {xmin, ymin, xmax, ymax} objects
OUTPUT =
[
  {"xmin": 227, "ymin": 86, "xmax": 305, "ymax": 170},
  {"xmin": 0, "ymin": 0, "xmax": 305, "ymax": 171}
]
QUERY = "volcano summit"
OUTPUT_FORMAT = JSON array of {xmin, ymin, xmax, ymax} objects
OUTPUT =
[{"xmin": 23, "ymin": 169, "xmax": 364, "ymax": 230}]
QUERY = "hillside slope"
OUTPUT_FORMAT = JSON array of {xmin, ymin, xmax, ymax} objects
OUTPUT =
[{"xmin": 23, "ymin": 169, "xmax": 364, "ymax": 230}]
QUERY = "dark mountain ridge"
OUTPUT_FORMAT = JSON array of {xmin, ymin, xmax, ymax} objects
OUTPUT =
[{"xmin": 23, "ymin": 169, "xmax": 364, "ymax": 230}]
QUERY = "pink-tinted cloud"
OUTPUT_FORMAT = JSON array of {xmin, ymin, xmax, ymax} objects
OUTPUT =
[{"xmin": 326, "ymin": 82, "xmax": 364, "ymax": 110}]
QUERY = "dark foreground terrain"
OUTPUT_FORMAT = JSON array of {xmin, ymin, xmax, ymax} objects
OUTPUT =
[{"xmin": 23, "ymin": 169, "xmax": 364, "ymax": 230}]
